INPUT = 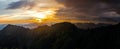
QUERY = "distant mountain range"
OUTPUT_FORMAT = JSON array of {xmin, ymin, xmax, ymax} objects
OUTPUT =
[
  {"xmin": 0, "ymin": 23, "xmax": 113, "ymax": 30},
  {"xmin": 0, "ymin": 23, "xmax": 38, "ymax": 30},
  {"xmin": 0, "ymin": 22, "xmax": 120, "ymax": 49}
]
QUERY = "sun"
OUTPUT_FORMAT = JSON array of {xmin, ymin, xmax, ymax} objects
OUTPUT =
[
  {"xmin": 26, "ymin": 10, "xmax": 56, "ymax": 23},
  {"xmin": 34, "ymin": 12, "xmax": 47, "ymax": 19}
]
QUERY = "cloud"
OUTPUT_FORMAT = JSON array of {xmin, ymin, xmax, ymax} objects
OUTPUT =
[
  {"xmin": 55, "ymin": 0, "xmax": 120, "ymax": 23},
  {"xmin": 6, "ymin": 0, "xmax": 35, "ymax": 9},
  {"xmin": 6, "ymin": 0, "xmax": 61, "ymax": 9},
  {"xmin": 4, "ymin": 0, "xmax": 120, "ymax": 23}
]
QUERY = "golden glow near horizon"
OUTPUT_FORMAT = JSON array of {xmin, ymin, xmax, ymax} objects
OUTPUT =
[
  {"xmin": 0, "ymin": 0, "xmax": 117, "ymax": 24},
  {"xmin": 2, "ymin": 0, "xmax": 96, "ymax": 24},
  {"xmin": 0, "ymin": 0, "xmax": 64, "ymax": 24},
  {"xmin": 26, "ymin": 10, "xmax": 56, "ymax": 23}
]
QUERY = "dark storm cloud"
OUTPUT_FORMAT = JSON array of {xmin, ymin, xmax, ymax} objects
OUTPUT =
[
  {"xmin": 6, "ymin": 0, "xmax": 35, "ymax": 9},
  {"xmin": 56, "ymin": 0, "xmax": 120, "ymax": 23}
]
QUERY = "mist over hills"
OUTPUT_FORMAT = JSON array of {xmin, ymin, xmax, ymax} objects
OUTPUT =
[{"xmin": 0, "ymin": 22, "xmax": 120, "ymax": 49}]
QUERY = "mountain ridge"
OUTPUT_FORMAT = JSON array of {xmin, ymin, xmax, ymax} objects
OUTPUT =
[{"xmin": 0, "ymin": 22, "xmax": 119, "ymax": 49}]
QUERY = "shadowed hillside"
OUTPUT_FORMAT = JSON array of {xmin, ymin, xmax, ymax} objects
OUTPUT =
[{"xmin": 0, "ymin": 22, "xmax": 119, "ymax": 49}]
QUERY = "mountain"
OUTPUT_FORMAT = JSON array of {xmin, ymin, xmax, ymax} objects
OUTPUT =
[
  {"xmin": 0, "ymin": 22, "xmax": 119, "ymax": 49},
  {"xmin": 1, "ymin": 24, "xmax": 30, "ymax": 34},
  {"xmin": 74, "ymin": 23, "xmax": 111, "ymax": 29},
  {"xmin": 51, "ymin": 22, "xmax": 78, "ymax": 31},
  {"xmin": 0, "ymin": 23, "xmax": 111, "ymax": 30},
  {"xmin": 0, "ymin": 24, "xmax": 31, "ymax": 49},
  {"xmin": 0, "ymin": 23, "xmax": 38, "ymax": 30}
]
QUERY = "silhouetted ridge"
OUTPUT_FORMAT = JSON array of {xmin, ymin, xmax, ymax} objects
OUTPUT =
[
  {"xmin": 75, "ymin": 23, "xmax": 111, "ymax": 29},
  {"xmin": 1, "ymin": 24, "xmax": 29, "ymax": 34},
  {"xmin": 0, "ymin": 22, "xmax": 120, "ymax": 49},
  {"xmin": 51, "ymin": 22, "xmax": 78, "ymax": 31},
  {"xmin": 3, "ymin": 24, "xmax": 27, "ymax": 29},
  {"xmin": 0, "ymin": 24, "xmax": 31, "ymax": 49}
]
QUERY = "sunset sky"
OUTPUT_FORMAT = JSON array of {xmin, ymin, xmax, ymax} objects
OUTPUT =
[{"xmin": 0, "ymin": 0, "xmax": 120, "ymax": 24}]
